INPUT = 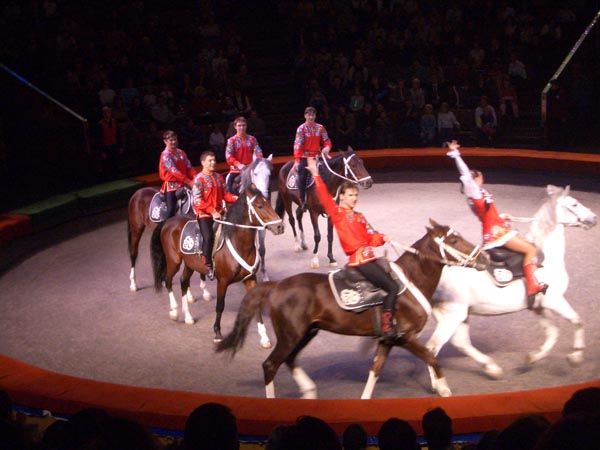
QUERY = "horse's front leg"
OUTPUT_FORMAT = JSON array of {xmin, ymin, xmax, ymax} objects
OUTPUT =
[
  {"xmin": 449, "ymin": 322, "xmax": 503, "ymax": 379},
  {"xmin": 213, "ymin": 279, "xmax": 228, "ymax": 343},
  {"xmin": 198, "ymin": 274, "xmax": 212, "ymax": 302},
  {"xmin": 361, "ymin": 342, "xmax": 392, "ymax": 399},
  {"xmin": 294, "ymin": 205, "xmax": 308, "ymax": 252},
  {"xmin": 243, "ymin": 278, "xmax": 272, "ymax": 348},
  {"xmin": 128, "ymin": 224, "xmax": 143, "ymax": 292},
  {"xmin": 326, "ymin": 217, "xmax": 337, "ymax": 267},
  {"xmin": 309, "ymin": 211, "xmax": 321, "ymax": 269},
  {"xmin": 403, "ymin": 338, "xmax": 452, "ymax": 397},
  {"xmin": 257, "ymin": 230, "xmax": 269, "ymax": 282},
  {"xmin": 179, "ymin": 265, "xmax": 195, "ymax": 324}
]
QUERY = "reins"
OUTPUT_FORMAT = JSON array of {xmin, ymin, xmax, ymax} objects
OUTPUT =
[{"xmin": 214, "ymin": 193, "xmax": 282, "ymax": 230}]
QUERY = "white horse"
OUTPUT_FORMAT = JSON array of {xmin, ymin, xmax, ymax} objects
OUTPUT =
[{"xmin": 426, "ymin": 185, "xmax": 597, "ymax": 392}]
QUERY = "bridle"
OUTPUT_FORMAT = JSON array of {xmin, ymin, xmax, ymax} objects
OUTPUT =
[
  {"xmin": 390, "ymin": 228, "xmax": 484, "ymax": 268},
  {"xmin": 214, "ymin": 193, "xmax": 282, "ymax": 230},
  {"xmin": 320, "ymin": 152, "xmax": 372, "ymax": 185}
]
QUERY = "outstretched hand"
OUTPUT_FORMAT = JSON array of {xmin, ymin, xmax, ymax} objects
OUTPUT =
[{"xmin": 446, "ymin": 140, "xmax": 461, "ymax": 158}]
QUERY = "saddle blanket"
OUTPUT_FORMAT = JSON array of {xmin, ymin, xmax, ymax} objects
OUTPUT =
[
  {"xmin": 180, "ymin": 220, "xmax": 202, "ymax": 255},
  {"xmin": 328, "ymin": 260, "xmax": 408, "ymax": 312},
  {"xmin": 149, "ymin": 188, "xmax": 192, "ymax": 223},
  {"xmin": 285, "ymin": 163, "xmax": 324, "ymax": 190}
]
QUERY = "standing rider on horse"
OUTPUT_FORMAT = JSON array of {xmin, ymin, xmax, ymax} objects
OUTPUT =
[
  {"xmin": 294, "ymin": 106, "xmax": 332, "ymax": 212},
  {"xmin": 159, "ymin": 130, "xmax": 197, "ymax": 220},
  {"xmin": 192, "ymin": 151, "xmax": 238, "ymax": 280},
  {"xmin": 306, "ymin": 158, "xmax": 400, "ymax": 343},
  {"xmin": 225, "ymin": 116, "xmax": 263, "ymax": 194},
  {"xmin": 446, "ymin": 140, "xmax": 548, "ymax": 297}
]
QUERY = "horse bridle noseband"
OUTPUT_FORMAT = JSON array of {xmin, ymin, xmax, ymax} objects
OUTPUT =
[{"xmin": 214, "ymin": 194, "xmax": 282, "ymax": 230}]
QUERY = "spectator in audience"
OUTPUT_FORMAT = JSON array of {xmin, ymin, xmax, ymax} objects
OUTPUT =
[
  {"xmin": 495, "ymin": 414, "xmax": 550, "ymax": 450},
  {"xmin": 499, "ymin": 77, "xmax": 519, "ymax": 119},
  {"xmin": 342, "ymin": 423, "xmax": 368, "ymax": 450},
  {"xmin": 349, "ymin": 85, "xmax": 365, "ymax": 113},
  {"xmin": 545, "ymin": 78, "xmax": 569, "ymax": 150},
  {"xmin": 184, "ymin": 402, "xmax": 239, "ymax": 450},
  {"xmin": 377, "ymin": 418, "xmax": 418, "ymax": 450},
  {"xmin": 562, "ymin": 386, "xmax": 600, "ymax": 418},
  {"xmin": 474, "ymin": 96, "xmax": 497, "ymax": 146},
  {"xmin": 179, "ymin": 117, "xmax": 206, "ymax": 163},
  {"xmin": 225, "ymin": 116, "xmax": 263, "ymax": 193},
  {"xmin": 208, "ymin": 123, "xmax": 226, "ymax": 161},
  {"xmin": 266, "ymin": 424, "xmax": 300, "ymax": 450},
  {"xmin": 437, "ymin": 102, "xmax": 460, "ymax": 144},
  {"xmin": 335, "ymin": 105, "xmax": 356, "ymax": 149},
  {"xmin": 533, "ymin": 414, "xmax": 600, "ymax": 450},
  {"xmin": 295, "ymin": 415, "xmax": 342, "ymax": 450},
  {"xmin": 409, "ymin": 77, "xmax": 426, "ymax": 110},
  {"xmin": 232, "ymin": 88, "xmax": 252, "ymax": 115},
  {"xmin": 98, "ymin": 80, "xmax": 117, "ymax": 106},
  {"xmin": 151, "ymin": 95, "xmax": 176, "ymax": 127},
  {"xmin": 422, "ymin": 407, "xmax": 453, "ymax": 450},
  {"xmin": 420, "ymin": 103, "xmax": 437, "ymax": 147},
  {"xmin": 508, "ymin": 52, "xmax": 527, "ymax": 91},
  {"xmin": 98, "ymin": 105, "xmax": 119, "ymax": 178},
  {"xmin": 246, "ymin": 109, "xmax": 270, "ymax": 148}
]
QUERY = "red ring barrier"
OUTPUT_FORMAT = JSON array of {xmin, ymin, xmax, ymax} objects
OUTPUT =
[{"xmin": 2, "ymin": 148, "xmax": 599, "ymax": 436}]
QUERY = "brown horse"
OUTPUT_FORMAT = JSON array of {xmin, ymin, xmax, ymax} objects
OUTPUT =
[
  {"xmin": 275, "ymin": 147, "xmax": 373, "ymax": 269},
  {"xmin": 151, "ymin": 184, "xmax": 284, "ymax": 344},
  {"xmin": 216, "ymin": 220, "xmax": 488, "ymax": 398}
]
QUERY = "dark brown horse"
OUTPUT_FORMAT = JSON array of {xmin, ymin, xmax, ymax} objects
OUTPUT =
[
  {"xmin": 275, "ymin": 147, "xmax": 373, "ymax": 269},
  {"xmin": 151, "ymin": 184, "xmax": 284, "ymax": 344},
  {"xmin": 127, "ymin": 186, "xmax": 160, "ymax": 292},
  {"xmin": 216, "ymin": 220, "xmax": 488, "ymax": 398}
]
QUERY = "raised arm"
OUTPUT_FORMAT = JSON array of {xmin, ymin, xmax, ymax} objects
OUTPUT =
[{"xmin": 446, "ymin": 141, "xmax": 481, "ymax": 199}]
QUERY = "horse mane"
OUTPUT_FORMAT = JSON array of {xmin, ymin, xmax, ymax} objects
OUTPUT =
[
  {"xmin": 222, "ymin": 184, "xmax": 263, "ymax": 238},
  {"xmin": 528, "ymin": 188, "xmax": 559, "ymax": 243},
  {"xmin": 239, "ymin": 157, "xmax": 273, "ymax": 192}
]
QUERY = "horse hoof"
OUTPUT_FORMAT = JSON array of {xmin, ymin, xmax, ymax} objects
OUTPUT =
[
  {"xmin": 129, "ymin": 284, "xmax": 137, "ymax": 292},
  {"xmin": 185, "ymin": 317, "xmax": 195, "ymax": 325},
  {"xmin": 484, "ymin": 364, "xmax": 504, "ymax": 379},
  {"xmin": 203, "ymin": 293, "xmax": 212, "ymax": 302},
  {"xmin": 328, "ymin": 261, "xmax": 338, "ymax": 268},
  {"xmin": 213, "ymin": 337, "xmax": 223, "ymax": 343},
  {"xmin": 567, "ymin": 351, "xmax": 583, "ymax": 367},
  {"xmin": 301, "ymin": 389, "xmax": 318, "ymax": 400},
  {"xmin": 186, "ymin": 295, "xmax": 196, "ymax": 304},
  {"xmin": 260, "ymin": 339, "xmax": 272, "ymax": 349},
  {"xmin": 310, "ymin": 256, "xmax": 320, "ymax": 269},
  {"xmin": 526, "ymin": 351, "xmax": 542, "ymax": 365},
  {"xmin": 294, "ymin": 244, "xmax": 304, "ymax": 253},
  {"xmin": 438, "ymin": 388, "xmax": 452, "ymax": 398},
  {"xmin": 169, "ymin": 311, "xmax": 178, "ymax": 321}
]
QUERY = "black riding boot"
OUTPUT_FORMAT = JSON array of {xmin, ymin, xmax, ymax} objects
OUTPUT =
[{"xmin": 381, "ymin": 309, "xmax": 397, "ymax": 343}]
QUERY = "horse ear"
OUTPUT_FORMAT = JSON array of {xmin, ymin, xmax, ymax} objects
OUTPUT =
[
  {"xmin": 546, "ymin": 185, "xmax": 560, "ymax": 196},
  {"xmin": 564, "ymin": 185, "xmax": 570, "ymax": 196},
  {"xmin": 347, "ymin": 145, "xmax": 354, "ymax": 153},
  {"xmin": 429, "ymin": 218, "xmax": 440, "ymax": 227},
  {"xmin": 267, "ymin": 154, "xmax": 273, "ymax": 161}
]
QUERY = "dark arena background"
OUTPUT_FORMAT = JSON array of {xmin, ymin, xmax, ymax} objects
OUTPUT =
[{"xmin": 1, "ymin": 1, "xmax": 600, "ymax": 447}]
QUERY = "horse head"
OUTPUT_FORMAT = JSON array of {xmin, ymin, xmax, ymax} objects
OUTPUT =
[
  {"xmin": 425, "ymin": 219, "xmax": 488, "ymax": 270},
  {"xmin": 240, "ymin": 154, "xmax": 273, "ymax": 199},
  {"xmin": 331, "ymin": 147, "xmax": 373, "ymax": 189},
  {"xmin": 550, "ymin": 185, "xmax": 597, "ymax": 230},
  {"xmin": 242, "ymin": 183, "xmax": 284, "ymax": 235}
]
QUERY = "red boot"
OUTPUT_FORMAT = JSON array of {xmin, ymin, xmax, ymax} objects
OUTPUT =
[{"xmin": 524, "ymin": 262, "xmax": 548, "ymax": 296}]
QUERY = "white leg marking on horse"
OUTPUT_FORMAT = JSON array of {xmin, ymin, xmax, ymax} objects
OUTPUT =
[
  {"xmin": 184, "ymin": 287, "xmax": 196, "ymax": 304},
  {"xmin": 181, "ymin": 294, "xmax": 195, "ymax": 325},
  {"xmin": 168, "ymin": 291, "xmax": 178, "ymax": 321},
  {"xmin": 310, "ymin": 254, "xmax": 320, "ymax": 269},
  {"xmin": 361, "ymin": 371, "xmax": 378, "ymax": 399},
  {"xmin": 129, "ymin": 268, "xmax": 137, "ymax": 292},
  {"xmin": 292, "ymin": 367, "xmax": 317, "ymax": 399},
  {"xmin": 528, "ymin": 310, "xmax": 559, "ymax": 364},
  {"xmin": 257, "ymin": 322, "xmax": 272, "ymax": 349},
  {"xmin": 294, "ymin": 237, "xmax": 304, "ymax": 253},
  {"xmin": 434, "ymin": 377, "xmax": 452, "ymax": 397},
  {"xmin": 265, "ymin": 382, "xmax": 275, "ymax": 398}
]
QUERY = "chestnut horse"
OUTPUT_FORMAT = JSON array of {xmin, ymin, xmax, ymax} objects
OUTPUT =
[
  {"xmin": 217, "ymin": 220, "xmax": 487, "ymax": 398},
  {"xmin": 276, "ymin": 147, "xmax": 373, "ymax": 269},
  {"xmin": 151, "ymin": 184, "xmax": 284, "ymax": 344}
]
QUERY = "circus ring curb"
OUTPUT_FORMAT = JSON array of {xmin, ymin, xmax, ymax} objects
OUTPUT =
[{"xmin": 1, "ymin": 147, "xmax": 599, "ymax": 437}]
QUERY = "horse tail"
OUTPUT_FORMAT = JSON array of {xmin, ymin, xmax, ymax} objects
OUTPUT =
[
  {"xmin": 216, "ymin": 282, "xmax": 277, "ymax": 356},
  {"xmin": 150, "ymin": 221, "xmax": 166, "ymax": 292},
  {"xmin": 275, "ymin": 191, "xmax": 285, "ymax": 219}
]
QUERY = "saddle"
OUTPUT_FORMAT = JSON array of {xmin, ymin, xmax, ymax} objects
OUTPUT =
[
  {"xmin": 285, "ymin": 161, "xmax": 326, "ymax": 190},
  {"xmin": 149, "ymin": 187, "xmax": 192, "ymax": 223},
  {"xmin": 485, "ymin": 246, "xmax": 545, "ymax": 287},
  {"xmin": 328, "ymin": 259, "xmax": 407, "ymax": 313}
]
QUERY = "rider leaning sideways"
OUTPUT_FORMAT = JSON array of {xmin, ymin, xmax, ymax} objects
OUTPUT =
[
  {"xmin": 293, "ymin": 106, "xmax": 332, "ymax": 212},
  {"xmin": 192, "ymin": 151, "xmax": 238, "ymax": 280},
  {"xmin": 159, "ymin": 130, "xmax": 197, "ymax": 219},
  {"xmin": 447, "ymin": 140, "xmax": 547, "ymax": 297},
  {"xmin": 225, "ymin": 116, "xmax": 263, "ymax": 194},
  {"xmin": 306, "ymin": 158, "xmax": 400, "ymax": 343}
]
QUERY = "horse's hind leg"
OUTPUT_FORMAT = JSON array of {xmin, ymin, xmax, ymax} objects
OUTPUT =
[
  {"xmin": 527, "ymin": 307, "xmax": 560, "ymax": 364},
  {"xmin": 165, "ymin": 260, "xmax": 181, "ymax": 322},
  {"xmin": 293, "ymin": 206, "xmax": 308, "ymax": 252},
  {"xmin": 361, "ymin": 343, "xmax": 392, "ymax": 399},
  {"xmin": 405, "ymin": 338, "xmax": 452, "ymax": 397},
  {"xmin": 179, "ymin": 265, "xmax": 195, "ymax": 324},
  {"xmin": 198, "ymin": 274, "xmax": 212, "ymax": 302},
  {"xmin": 128, "ymin": 222, "xmax": 144, "ymax": 292}
]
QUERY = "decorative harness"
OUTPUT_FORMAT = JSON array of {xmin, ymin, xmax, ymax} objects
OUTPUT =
[
  {"xmin": 214, "ymin": 193, "xmax": 282, "ymax": 280},
  {"xmin": 321, "ymin": 152, "xmax": 372, "ymax": 186}
]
